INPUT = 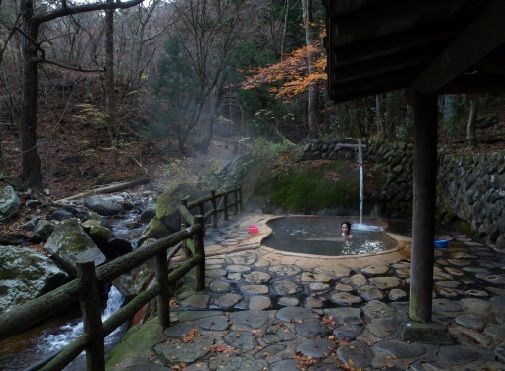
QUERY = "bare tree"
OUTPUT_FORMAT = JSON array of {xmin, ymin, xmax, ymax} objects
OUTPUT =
[
  {"xmin": 466, "ymin": 94, "xmax": 478, "ymax": 146},
  {"xmin": 302, "ymin": 0, "xmax": 318, "ymax": 138},
  {"xmin": 17, "ymin": 0, "xmax": 144, "ymax": 189}
]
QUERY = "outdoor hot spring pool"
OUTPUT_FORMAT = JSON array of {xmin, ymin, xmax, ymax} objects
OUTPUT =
[{"xmin": 261, "ymin": 216, "xmax": 397, "ymax": 256}]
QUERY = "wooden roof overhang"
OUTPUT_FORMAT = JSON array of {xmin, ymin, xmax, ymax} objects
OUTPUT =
[{"xmin": 324, "ymin": 0, "xmax": 505, "ymax": 103}]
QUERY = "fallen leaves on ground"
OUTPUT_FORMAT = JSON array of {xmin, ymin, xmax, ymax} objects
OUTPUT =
[
  {"xmin": 208, "ymin": 344, "xmax": 234, "ymax": 353},
  {"xmin": 321, "ymin": 316, "xmax": 336, "ymax": 330},
  {"xmin": 295, "ymin": 352, "xmax": 318, "ymax": 370},
  {"xmin": 180, "ymin": 328, "xmax": 199, "ymax": 343}
]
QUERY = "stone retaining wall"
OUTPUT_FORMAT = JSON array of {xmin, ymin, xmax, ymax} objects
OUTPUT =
[{"xmin": 301, "ymin": 139, "xmax": 505, "ymax": 248}]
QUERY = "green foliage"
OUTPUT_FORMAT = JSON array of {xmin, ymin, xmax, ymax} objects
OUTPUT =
[
  {"xmin": 256, "ymin": 160, "xmax": 362, "ymax": 213},
  {"xmin": 248, "ymin": 137, "xmax": 293, "ymax": 162},
  {"xmin": 151, "ymin": 37, "xmax": 199, "ymax": 139}
]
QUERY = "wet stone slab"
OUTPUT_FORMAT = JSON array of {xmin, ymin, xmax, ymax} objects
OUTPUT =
[
  {"xmin": 153, "ymin": 336, "xmax": 215, "ymax": 366},
  {"xmin": 243, "ymin": 271, "xmax": 271, "ymax": 284},
  {"xmin": 213, "ymin": 293, "xmax": 243, "ymax": 309},
  {"xmin": 337, "ymin": 340, "xmax": 373, "ymax": 368},
  {"xmin": 295, "ymin": 319, "xmax": 329, "ymax": 337},
  {"xmin": 333, "ymin": 324, "xmax": 363, "ymax": 340},
  {"xmin": 278, "ymin": 297, "xmax": 299, "ymax": 307},
  {"xmin": 248, "ymin": 295, "xmax": 271, "ymax": 310},
  {"xmin": 372, "ymin": 340, "xmax": 426, "ymax": 358},
  {"xmin": 361, "ymin": 264, "xmax": 390, "ymax": 276},
  {"xmin": 276, "ymin": 307, "xmax": 319, "ymax": 322},
  {"xmin": 329, "ymin": 292, "xmax": 362, "ymax": 306},
  {"xmin": 208, "ymin": 355, "xmax": 268, "ymax": 371},
  {"xmin": 230, "ymin": 310, "xmax": 270, "ymax": 329},
  {"xmin": 323, "ymin": 307, "xmax": 362, "ymax": 325},
  {"xmin": 301, "ymin": 272, "xmax": 332, "ymax": 283},
  {"xmin": 268, "ymin": 264, "xmax": 302, "ymax": 276},
  {"xmin": 222, "ymin": 331, "xmax": 256, "ymax": 351},
  {"xmin": 297, "ymin": 339, "xmax": 333, "ymax": 358},
  {"xmin": 273, "ymin": 280, "xmax": 303, "ymax": 295},
  {"xmin": 240, "ymin": 284, "xmax": 269, "ymax": 295},
  {"xmin": 454, "ymin": 313, "xmax": 486, "ymax": 330}
]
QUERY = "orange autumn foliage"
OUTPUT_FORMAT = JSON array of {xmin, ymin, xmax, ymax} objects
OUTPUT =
[{"xmin": 243, "ymin": 41, "xmax": 327, "ymax": 98}]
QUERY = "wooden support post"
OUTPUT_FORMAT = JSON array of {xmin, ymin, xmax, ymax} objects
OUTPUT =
[
  {"xmin": 198, "ymin": 204, "xmax": 206, "ymax": 237},
  {"xmin": 181, "ymin": 198, "xmax": 192, "ymax": 258},
  {"xmin": 155, "ymin": 250, "xmax": 170, "ymax": 328},
  {"xmin": 238, "ymin": 185, "xmax": 243, "ymax": 212},
  {"xmin": 181, "ymin": 223, "xmax": 191, "ymax": 258},
  {"xmin": 77, "ymin": 262, "xmax": 105, "ymax": 371},
  {"xmin": 194, "ymin": 216, "xmax": 205, "ymax": 291},
  {"xmin": 408, "ymin": 89, "xmax": 438, "ymax": 323},
  {"xmin": 223, "ymin": 192, "xmax": 229, "ymax": 221},
  {"xmin": 233, "ymin": 188, "xmax": 239, "ymax": 215},
  {"xmin": 211, "ymin": 190, "xmax": 218, "ymax": 228}
]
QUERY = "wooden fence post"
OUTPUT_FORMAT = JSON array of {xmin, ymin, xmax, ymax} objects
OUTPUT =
[
  {"xmin": 233, "ymin": 187, "xmax": 239, "ymax": 215},
  {"xmin": 211, "ymin": 190, "xmax": 218, "ymax": 228},
  {"xmin": 181, "ymin": 198, "xmax": 192, "ymax": 258},
  {"xmin": 77, "ymin": 262, "xmax": 105, "ymax": 371},
  {"xmin": 155, "ymin": 250, "xmax": 170, "ymax": 328},
  {"xmin": 238, "ymin": 184, "xmax": 243, "ymax": 212},
  {"xmin": 198, "ymin": 203, "xmax": 206, "ymax": 237},
  {"xmin": 194, "ymin": 215, "xmax": 205, "ymax": 291},
  {"xmin": 223, "ymin": 192, "xmax": 229, "ymax": 221}
]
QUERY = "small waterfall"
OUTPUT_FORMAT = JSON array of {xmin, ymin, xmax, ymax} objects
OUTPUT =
[
  {"xmin": 40, "ymin": 286, "xmax": 124, "ymax": 352},
  {"xmin": 358, "ymin": 139, "xmax": 364, "ymax": 225}
]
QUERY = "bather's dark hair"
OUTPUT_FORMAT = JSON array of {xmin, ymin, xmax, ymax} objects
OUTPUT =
[{"xmin": 341, "ymin": 221, "xmax": 351, "ymax": 231}]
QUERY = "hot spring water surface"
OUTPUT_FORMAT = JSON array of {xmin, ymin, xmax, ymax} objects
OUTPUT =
[{"xmin": 262, "ymin": 216, "xmax": 396, "ymax": 256}]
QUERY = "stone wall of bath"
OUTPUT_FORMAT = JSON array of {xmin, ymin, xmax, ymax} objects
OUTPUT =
[{"xmin": 301, "ymin": 139, "xmax": 505, "ymax": 249}]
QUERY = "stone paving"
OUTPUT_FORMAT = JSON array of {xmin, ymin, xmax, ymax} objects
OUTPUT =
[{"xmin": 107, "ymin": 214, "xmax": 505, "ymax": 370}]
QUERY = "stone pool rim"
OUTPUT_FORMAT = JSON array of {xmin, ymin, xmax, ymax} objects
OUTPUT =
[{"xmin": 259, "ymin": 214, "xmax": 411, "ymax": 260}]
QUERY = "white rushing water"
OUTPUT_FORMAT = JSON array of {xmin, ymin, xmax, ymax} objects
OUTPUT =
[
  {"xmin": 40, "ymin": 286, "xmax": 124, "ymax": 352},
  {"xmin": 358, "ymin": 139, "xmax": 364, "ymax": 225}
]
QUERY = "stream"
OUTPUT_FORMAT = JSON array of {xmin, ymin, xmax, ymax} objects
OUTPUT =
[{"xmin": 0, "ymin": 193, "xmax": 150, "ymax": 371}]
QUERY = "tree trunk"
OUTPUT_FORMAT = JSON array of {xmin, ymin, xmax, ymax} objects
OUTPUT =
[
  {"xmin": 280, "ymin": 0, "xmax": 290, "ymax": 61},
  {"xmin": 104, "ymin": 1, "xmax": 117, "ymax": 146},
  {"xmin": 20, "ymin": 0, "xmax": 42, "ymax": 189},
  {"xmin": 302, "ymin": 0, "xmax": 318, "ymax": 139},
  {"xmin": 466, "ymin": 95, "xmax": 478, "ymax": 145}
]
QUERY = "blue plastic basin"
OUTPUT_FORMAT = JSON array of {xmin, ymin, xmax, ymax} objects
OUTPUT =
[{"xmin": 434, "ymin": 239, "xmax": 449, "ymax": 249}]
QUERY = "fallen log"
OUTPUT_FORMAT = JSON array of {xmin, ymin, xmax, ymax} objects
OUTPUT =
[{"xmin": 55, "ymin": 177, "xmax": 150, "ymax": 203}]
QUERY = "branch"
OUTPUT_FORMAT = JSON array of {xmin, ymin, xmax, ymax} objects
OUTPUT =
[
  {"xmin": 35, "ymin": 0, "xmax": 144, "ymax": 24},
  {"xmin": 43, "ymin": 58, "xmax": 106, "ymax": 73}
]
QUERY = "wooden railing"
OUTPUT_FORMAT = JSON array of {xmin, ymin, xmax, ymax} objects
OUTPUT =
[{"xmin": 0, "ymin": 185, "xmax": 242, "ymax": 371}]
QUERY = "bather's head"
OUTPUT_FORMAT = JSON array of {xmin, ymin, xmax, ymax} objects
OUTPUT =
[{"xmin": 341, "ymin": 221, "xmax": 352, "ymax": 237}]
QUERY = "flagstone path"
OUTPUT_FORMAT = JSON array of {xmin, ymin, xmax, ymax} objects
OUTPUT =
[{"xmin": 106, "ymin": 213, "xmax": 505, "ymax": 370}]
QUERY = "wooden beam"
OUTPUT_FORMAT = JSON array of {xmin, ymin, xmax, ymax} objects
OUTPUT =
[
  {"xmin": 332, "ymin": 23, "xmax": 458, "ymax": 62},
  {"xmin": 441, "ymin": 73, "xmax": 505, "ymax": 94},
  {"xmin": 329, "ymin": 66, "xmax": 421, "ymax": 98},
  {"xmin": 331, "ymin": 47, "xmax": 435, "ymax": 84},
  {"xmin": 330, "ymin": 82, "xmax": 408, "ymax": 103},
  {"xmin": 332, "ymin": 0, "xmax": 468, "ymax": 38},
  {"xmin": 409, "ymin": 89, "xmax": 438, "ymax": 323},
  {"xmin": 413, "ymin": 0, "xmax": 505, "ymax": 93}
]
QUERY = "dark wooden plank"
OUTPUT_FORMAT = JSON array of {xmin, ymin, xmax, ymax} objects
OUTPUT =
[
  {"xmin": 210, "ymin": 190, "xmax": 218, "ymax": 228},
  {"xmin": 413, "ymin": 0, "xmax": 505, "ymax": 93},
  {"xmin": 194, "ymin": 216, "xmax": 205, "ymax": 291},
  {"xmin": 78, "ymin": 262, "xmax": 104, "ymax": 371},
  {"xmin": 332, "ymin": 0, "xmax": 468, "ymax": 38},
  {"xmin": 441, "ymin": 73, "xmax": 505, "ymax": 94},
  {"xmin": 155, "ymin": 251, "xmax": 171, "ymax": 328},
  {"xmin": 409, "ymin": 89, "xmax": 438, "ymax": 323}
]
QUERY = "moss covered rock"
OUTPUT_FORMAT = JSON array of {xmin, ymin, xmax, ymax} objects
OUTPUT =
[
  {"xmin": 0, "ymin": 245, "xmax": 69, "ymax": 312},
  {"xmin": 105, "ymin": 318, "xmax": 164, "ymax": 370},
  {"xmin": 44, "ymin": 219, "xmax": 106, "ymax": 276},
  {"xmin": 141, "ymin": 182, "xmax": 204, "ymax": 241}
]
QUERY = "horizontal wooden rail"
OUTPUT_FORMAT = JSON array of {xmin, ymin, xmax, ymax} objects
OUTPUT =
[
  {"xmin": 41, "ymin": 254, "xmax": 203, "ymax": 371},
  {"xmin": 4, "ymin": 185, "xmax": 242, "ymax": 371},
  {"xmin": 0, "ymin": 226, "xmax": 199, "ymax": 340}
]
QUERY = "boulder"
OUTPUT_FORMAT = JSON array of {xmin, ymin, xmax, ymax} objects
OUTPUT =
[
  {"xmin": 44, "ymin": 219, "xmax": 106, "ymax": 275},
  {"xmin": 48, "ymin": 208, "xmax": 74, "ymax": 221},
  {"xmin": 140, "ymin": 182, "xmax": 204, "ymax": 241},
  {"xmin": 140, "ymin": 207, "xmax": 156, "ymax": 224},
  {"xmin": 0, "ymin": 185, "xmax": 20, "ymax": 221},
  {"xmin": 32, "ymin": 220, "xmax": 55, "ymax": 243},
  {"xmin": 84, "ymin": 195, "xmax": 126, "ymax": 216},
  {"xmin": 0, "ymin": 245, "xmax": 69, "ymax": 312}
]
